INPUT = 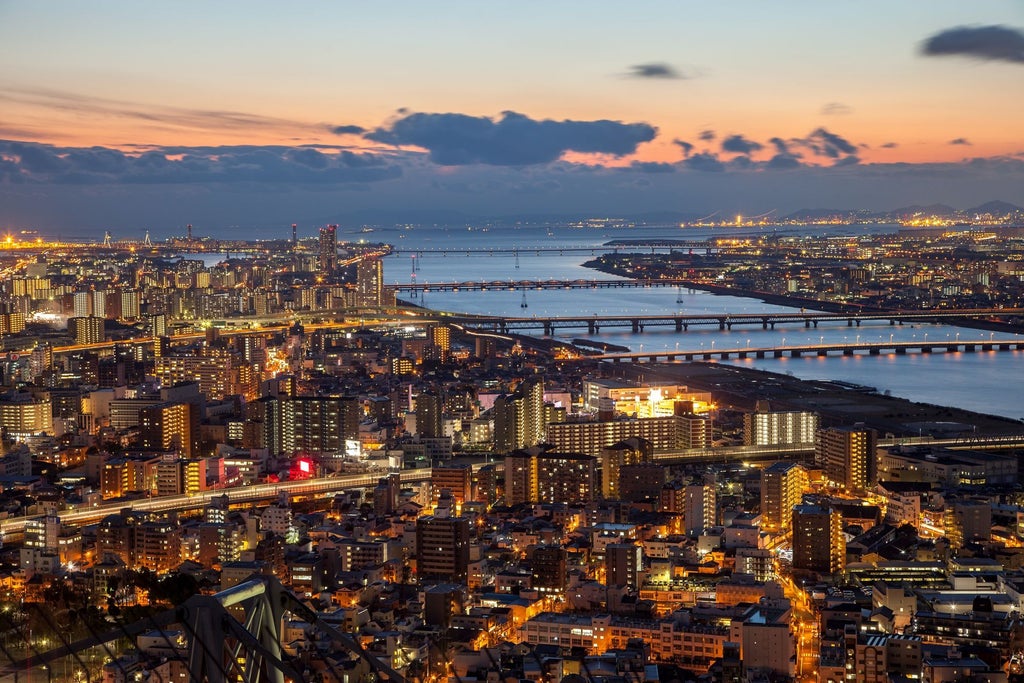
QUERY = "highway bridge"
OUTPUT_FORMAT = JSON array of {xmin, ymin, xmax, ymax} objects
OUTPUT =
[
  {"xmin": 445, "ymin": 307, "xmax": 1024, "ymax": 335},
  {"xmin": 388, "ymin": 277, "xmax": 686, "ymax": 293},
  {"xmin": 389, "ymin": 241, "xmax": 715, "ymax": 256},
  {"xmin": 575, "ymin": 337, "xmax": 1024, "ymax": 362}
]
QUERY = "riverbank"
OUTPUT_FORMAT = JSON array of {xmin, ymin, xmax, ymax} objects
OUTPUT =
[{"xmin": 614, "ymin": 361, "xmax": 1024, "ymax": 437}]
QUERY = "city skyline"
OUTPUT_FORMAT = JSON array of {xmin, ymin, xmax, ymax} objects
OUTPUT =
[{"xmin": 2, "ymin": 2, "xmax": 1024, "ymax": 234}]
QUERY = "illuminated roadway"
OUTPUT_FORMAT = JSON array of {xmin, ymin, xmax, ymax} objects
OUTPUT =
[{"xmin": 0, "ymin": 469, "xmax": 432, "ymax": 537}]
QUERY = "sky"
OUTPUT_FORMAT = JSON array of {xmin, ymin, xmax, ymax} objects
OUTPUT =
[{"xmin": 1, "ymin": 1, "xmax": 1024, "ymax": 237}]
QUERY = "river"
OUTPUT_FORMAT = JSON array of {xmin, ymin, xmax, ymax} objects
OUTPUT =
[{"xmin": 382, "ymin": 225, "xmax": 1024, "ymax": 421}]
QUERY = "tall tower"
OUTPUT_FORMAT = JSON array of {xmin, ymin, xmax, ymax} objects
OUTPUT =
[
  {"xmin": 186, "ymin": 224, "xmax": 193, "ymax": 242},
  {"xmin": 291, "ymin": 223, "xmax": 297, "ymax": 247},
  {"xmin": 318, "ymin": 225, "xmax": 338, "ymax": 275},
  {"xmin": 355, "ymin": 257, "xmax": 383, "ymax": 308}
]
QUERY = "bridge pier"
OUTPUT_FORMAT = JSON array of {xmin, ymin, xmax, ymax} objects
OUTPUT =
[
  {"xmin": 790, "ymin": 350, "xmax": 801, "ymax": 357},
  {"xmin": 719, "ymin": 319, "xmax": 726, "ymax": 331},
  {"xmin": 543, "ymin": 321, "xmax": 553, "ymax": 336},
  {"xmin": 756, "ymin": 350, "xmax": 765, "ymax": 358},
  {"xmin": 847, "ymin": 319, "xmax": 853, "ymax": 327},
  {"xmin": 675, "ymin": 318, "xmax": 683, "ymax": 332},
  {"xmin": 762, "ymin": 318, "xmax": 768, "ymax": 330},
  {"xmin": 738, "ymin": 351, "xmax": 747, "ymax": 359},
  {"xmin": 774, "ymin": 350, "xmax": 783, "ymax": 358},
  {"xmin": 869, "ymin": 348, "xmax": 880, "ymax": 355},
  {"xmin": 982, "ymin": 344, "xmax": 992, "ymax": 351},
  {"xmin": 843, "ymin": 348, "xmax": 854, "ymax": 355},
  {"xmin": 817, "ymin": 349, "xmax": 828, "ymax": 356},
  {"xmin": 895, "ymin": 347, "xmax": 906, "ymax": 354},
  {"xmin": 588, "ymin": 320, "xmax": 597, "ymax": 333},
  {"xmin": 922, "ymin": 346, "xmax": 932, "ymax": 353},
  {"xmin": 946, "ymin": 345, "xmax": 957, "ymax": 353},
  {"xmin": 804, "ymin": 319, "xmax": 810, "ymax": 328},
  {"xmin": 1000, "ymin": 343, "xmax": 1011, "ymax": 350},
  {"xmin": 631, "ymin": 320, "xmax": 640, "ymax": 333},
  {"xmin": 964, "ymin": 344, "xmax": 975, "ymax": 352}
]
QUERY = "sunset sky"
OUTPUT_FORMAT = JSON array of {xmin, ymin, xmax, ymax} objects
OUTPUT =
[{"xmin": 2, "ymin": 1, "xmax": 1024, "ymax": 236}]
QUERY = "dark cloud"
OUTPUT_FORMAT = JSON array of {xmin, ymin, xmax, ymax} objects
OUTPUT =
[
  {"xmin": 922, "ymin": 25, "xmax": 1024, "ymax": 64},
  {"xmin": 881, "ymin": 142, "xmax": 899, "ymax": 149},
  {"xmin": 367, "ymin": 110, "xmax": 657, "ymax": 166},
  {"xmin": 0, "ymin": 140, "xmax": 402, "ymax": 185},
  {"xmin": 766, "ymin": 154, "xmax": 803, "ymax": 170},
  {"xmin": 768, "ymin": 137, "xmax": 792, "ymax": 155},
  {"xmin": 821, "ymin": 102, "xmax": 854, "ymax": 116},
  {"xmin": 949, "ymin": 137, "xmax": 972, "ymax": 146},
  {"xmin": 803, "ymin": 128, "xmax": 858, "ymax": 158},
  {"xmin": 683, "ymin": 152, "xmax": 725, "ymax": 173},
  {"xmin": 629, "ymin": 161, "xmax": 676, "ymax": 173},
  {"xmin": 626, "ymin": 63, "xmax": 685, "ymax": 79},
  {"xmin": 331, "ymin": 125, "xmax": 366, "ymax": 135},
  {"xmin": 698, "ymin": 130, "xmax": 716, "ymax": 142},
  {"xmin": 832, "ymin": 155, "xmax": 861, "ymax": 167},
  {"xmin": 674, "ymin": 139, "xmax": 694, "ymax": 158},
  {"xmin": 721, "ymin": 134, "xmax": 763, "ymax": 155}
]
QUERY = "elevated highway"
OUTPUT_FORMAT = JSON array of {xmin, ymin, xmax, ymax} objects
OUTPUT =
[{"xmin": 0, "ymin": 468, "xmax": 432, "ymax": 538}]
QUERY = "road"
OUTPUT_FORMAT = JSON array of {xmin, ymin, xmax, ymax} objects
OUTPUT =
[{"xmin": 0, "ymin": 469, "xmax": 432, "ymax": 537}]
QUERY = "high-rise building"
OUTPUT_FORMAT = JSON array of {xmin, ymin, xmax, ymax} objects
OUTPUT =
[
  {"xmin": 318, "ymin": 225, "xmax": 338, "ymax": 275},
  {"xmin": 817, "ymin": 426, "xmax": 878, "ymax": 493},
  {"xmin": 139, "ymin": 401, "xmax": 200, "ymax": 458},
  {"xmin": 505, "ymin": 446, "xmax": 596, "ymax": 505},
  {"xmin": 431, "ymin": 463, "xmax": 473, "ymax": 507},
  {"xmin": 416, "ymin": 515, "xmax": 470, "ymax": 582},
  {"xmin": 530, "ymin": 545, "xmax": 567, "ymax": 594},
  {"xmin": 415, "ymin": 390, "xmax": 443, "ymax": 438},
  {"xmin": 73, "ymin": 291, "xmax": 92, "ymax": 318},
  {"xmin": 600, "ymin": 437, "xmax": 652, "ymax": 499},
  {"xmin": 605, "ymin": 542, "xmax": 643, "ymax": 590},
  {"xmin": 0, "ymin": 393, "xmax": 53, "ymax": 437},
  {"xmin": 545, "ymin": 414, "xmax": 701, "ymax": 457},
  {"xmin": 683, "ymin": 479, "xmax": 717, "ymax": 535},
  {"xmin": 744, "ymin": 410, "xmax": 819, "ymax": 446},
  {"xmin": 68, "ymin": 316, "xmax": 105, "ymax": 344},
  {"xmin": 120, "ymin": 289, "xmax": 141, "ymax": 320},
  {"xmin": 493, "ymin": 377, "xmax": 546, "ymax": 453},
  {"xmin": 792, "ymin": 504, "xmax": 844, "ymax": 574},
  {"xmin": 760, "ymin": 462, "xmax": 809, "ymax": 533},
  {"xmin": 945, "ymin": 498, "xmax": 992, "ymax": 549},
  {"xmin": 355, "ymin": 257, "xmax": 383, "ymax": 308},
  {"xmin": 245, "ymin": 395, "xmax": 359, "ymax": 456}
]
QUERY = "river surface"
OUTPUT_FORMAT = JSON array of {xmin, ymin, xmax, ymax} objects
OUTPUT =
[{"xmin": 382, "ymin": 225, "xmax": 1024, "ymax": 421}]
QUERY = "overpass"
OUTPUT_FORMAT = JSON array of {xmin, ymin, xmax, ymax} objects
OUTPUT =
[
  {"xmin": 446, "ymin": 307, "xmax": 1024, "ymax": 335},
  {"xmin": 576, "ymin": 337, "xmax": 1024, "ymax": 362},
  {"xmin": 0, "ymin": 468, "xmax": 432, "ymax": 538}
]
